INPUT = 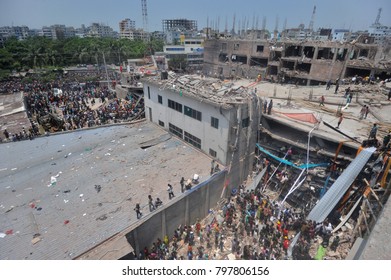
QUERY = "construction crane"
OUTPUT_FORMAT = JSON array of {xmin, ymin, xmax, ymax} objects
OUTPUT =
[
  {"xmin": 374, "ymin": 7, "xmax": 382, "ymax": 26},
  {"xmin": 308, "ymin": 5, "xmax": 316, "ymax": 31}
]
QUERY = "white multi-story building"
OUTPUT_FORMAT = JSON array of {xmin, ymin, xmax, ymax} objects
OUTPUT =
[
  {"xmin": 332, "ymin": 29, "xmax": 350, "ymax": 41},
  {"xmin": 368, "ymin": 24, "xmax": 391, "ymax": 45},
  {"xmin": 142, "ymin": 73, "xmax": 261, "ymax": 187},
  {"xmin": 86, "ymin": 23, "xmax": 117, "ymax": 38},
  {"xmin": 156, "ymin": 38, "xmax": 204, "ymax": 71}
]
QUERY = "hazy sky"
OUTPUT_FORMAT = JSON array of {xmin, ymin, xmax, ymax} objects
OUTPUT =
[{"xmin": 0, "ymin": 0, "xmax": 390, "ymax": 32}]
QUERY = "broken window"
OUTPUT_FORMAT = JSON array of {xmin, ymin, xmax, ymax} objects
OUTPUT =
[
  {"xmin": 269, "ymin": 66, "xmax": 278, "ymax": 75},
  {"xmin": 209, "ymin": 148, "xmax": 217, "ymax": 158},
  {"xmin": 250, "ymin": 57, "xmax": 268, "ymax": 67},
  {"xmin": 297, "ymin": 62, "xmax": 311, "ymax": 73},
  {"xmin": 336, "ymin": 48, "xmax": 347, "ymax": 61},
  {"xmin": 345, "ymin": 67, "xmax": 371, "ymax": 78},
  {"xmin": 232, "ymin": 54, "xmax": 247, "ymax": 64},
  {"xmin": 285, "ymin": 46, "xmax": 301, "ymax": 57},
  {"xmin": 242, "ymin": 117, "xmax": 250, "ymax": 128},
  {"xmin": 317, "ymin": 48, "xmax": 333, "ymax": 60},
  {"xmin": 359, "ymin": 49, "xmax": 369, "ymax": 58},
  {"xmin": 221, "ymin": 43, "xmax": 227, "ymax": 51},
  {"xmin": 256, "ymin": 45, "xmax": 264, "ymax": 52},
  {"xmin": 271, "ymin": 51, "xmax": 282, "ymax": 61},
  {"xmin": 303, "ymin": 46, "xmax": 315, "ymax": 59},
  {"xmin": 282, "ymin": 61, "xmax": 295, "ymax": 70},
  {"xmin": 219, "ymin": 53, "xmax": 228, "ymax": 62},
  {"xmin": 234, "ymin": 43, "xmax": 240, "ymax": 50}
]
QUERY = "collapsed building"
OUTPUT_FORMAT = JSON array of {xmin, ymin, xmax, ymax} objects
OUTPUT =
[
  {"xmin": 203, "ymin": 36, "xmax": 391, "ymax": 85},
  {"xmin": 142, "ymin": 72, "xmax": 261, "ymax": 189}
]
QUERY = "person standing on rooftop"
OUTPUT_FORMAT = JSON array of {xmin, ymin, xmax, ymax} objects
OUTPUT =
[
  {"xmin": 369, "ymin": 123, "xmax": 378, "ymax": 139},
  {"xmin": 336, "ymin": 113, "xmax": 343, "ymax": 129}
]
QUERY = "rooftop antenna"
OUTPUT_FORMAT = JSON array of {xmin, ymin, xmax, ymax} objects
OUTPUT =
[
  {"xmin": 207, "ymin": 16, "xmax": 209, "ymax": 38},
  {"xmin": 308, "ymin": 5, "xmax": 316, "ymax": 31},
  {"xmin": 231, "ymin": 13, "xmax": 236, "ymax": 35},
  {"xmin": 141, "ymin": 0, "xmax": 149, "ymax": 40},
  {"xmin": 262, "ymin": 16, "xmax": 266, "ymax": 31},
  {"xmin": 274, "ymin": 15, "xmax": 279, "ymax": 39}
]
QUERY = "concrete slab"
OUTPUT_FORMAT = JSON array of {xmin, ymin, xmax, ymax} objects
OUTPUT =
[{"xmin": 0, "ymin": 121, "xmax": 214, "ymax": 260}]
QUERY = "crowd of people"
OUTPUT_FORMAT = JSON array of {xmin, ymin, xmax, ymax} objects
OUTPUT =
[
  {"xmin": 1, "ymin": 70, "xmax": 145, "ymax": 143},
  {"xmin": 131, "ymin": 182, "xmax": 339, "ymax": 260}
]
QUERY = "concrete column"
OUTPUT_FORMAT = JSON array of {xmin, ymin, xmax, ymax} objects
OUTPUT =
[
  {"xmin": 332, "ymin": 48, "xmax": 338, "ymax": 62},
  {"xmin": 313, "ymin": 46, "xmax": 319, "ymax": 60}
]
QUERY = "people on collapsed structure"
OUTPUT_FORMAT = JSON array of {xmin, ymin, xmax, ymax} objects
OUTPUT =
[{"xmin": 134, "ymin": 178, "xmax": 344, "ymax": 260}]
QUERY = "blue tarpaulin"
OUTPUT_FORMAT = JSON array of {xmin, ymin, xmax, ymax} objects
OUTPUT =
[{"xmin": 256, "ymin": 143, "xmax": 329, "ymax": 170}]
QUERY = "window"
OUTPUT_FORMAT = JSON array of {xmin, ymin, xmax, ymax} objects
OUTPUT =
[
  {"xmin": 184, "ymin": 106, "xmax": 202, "ymax": 121},
  {"xmin": 211, "ymin": 117, "xmax": 219, "ymax": 129},
  {"xmin": 166, "ymin": 47, "xmax": 185, "ymax": 51},
  {"xmin": 158, "ymin": 95, "xmax": 162, "ymax": 104},
  {"xmin": 147, "ymin": 86, "xmax": 150, "ymax": 99},
  {"xmin": 222, "ymin": 43, "xmax": 227, "ymax": 51},
  {"xmin": 158, "ymin": 120, "xmax": 165, "ymax": 127},
  {"xmin": 209, "ymin": 148, "xmax": 217, "ymax": 158},
  {"xmin": 169, "ymin": 123, "xmax": 183, "ymax": 138},
  {"xmin": 242, "ymin": 117, "xmax": 250, "ymax": 128},
  {"xmin": 168, "ymin": 99, "xmax": 183, "ymax": 113},
  {"xmin": 184, "ymin": 131, "xmax": 201, "ymax": 149},
  {"xmin": 256, "ymin": 45, "xmax": 264, "ymax": 52},
  {"xmin": 234, "ymin": 43, "xmax": 239, "ymax": 50}
]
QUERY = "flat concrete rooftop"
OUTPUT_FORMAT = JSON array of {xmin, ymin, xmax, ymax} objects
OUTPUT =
[
  {"xmin": 143, "ymin": 73, "xmax": 256, "ymax": 109},
  {"xmin": 0, "ymin": 121, "xmax": 213, "ymax": 260}
]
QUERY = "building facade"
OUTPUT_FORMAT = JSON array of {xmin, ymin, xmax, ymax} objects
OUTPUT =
[
  {"xmin": 142, "ymin": 73, "xmax": 261, "ymax": 188},
  {"xmin": 203, "ymin": 37, "xmax": 391, "ymax": 85}
]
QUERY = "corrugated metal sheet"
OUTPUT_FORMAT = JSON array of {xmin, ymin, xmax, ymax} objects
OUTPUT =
[{"xmin": 307, "ymin": 147, "xmax": 376, "ymax": 223}]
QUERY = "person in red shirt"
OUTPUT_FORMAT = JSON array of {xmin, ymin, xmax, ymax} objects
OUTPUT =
[
  {"xmin": 283, "ymin": 236, "xmax": 290, "ymax": 253},
  {"xmin": 319, "ymin": 95, "xmax": 325, "ymax": 106}
]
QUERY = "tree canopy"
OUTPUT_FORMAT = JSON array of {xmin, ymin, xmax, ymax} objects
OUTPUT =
[{"xmin": 0, "ymin": 36, "xmax": 164, "ymax": 79}]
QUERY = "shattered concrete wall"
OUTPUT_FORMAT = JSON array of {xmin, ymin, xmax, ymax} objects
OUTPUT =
[
  {"xmin": 203, "ymin": 38, "xmax": 389, "ymax": 83},
  {"xmin": 224, "ymin": 93, "xmax": 261, "ymax": 189}
]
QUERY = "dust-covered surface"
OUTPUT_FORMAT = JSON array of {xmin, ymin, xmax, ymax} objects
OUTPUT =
[{"xmin": 0, "ymin": 121, "xmax": 213, "ymax": 259}]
